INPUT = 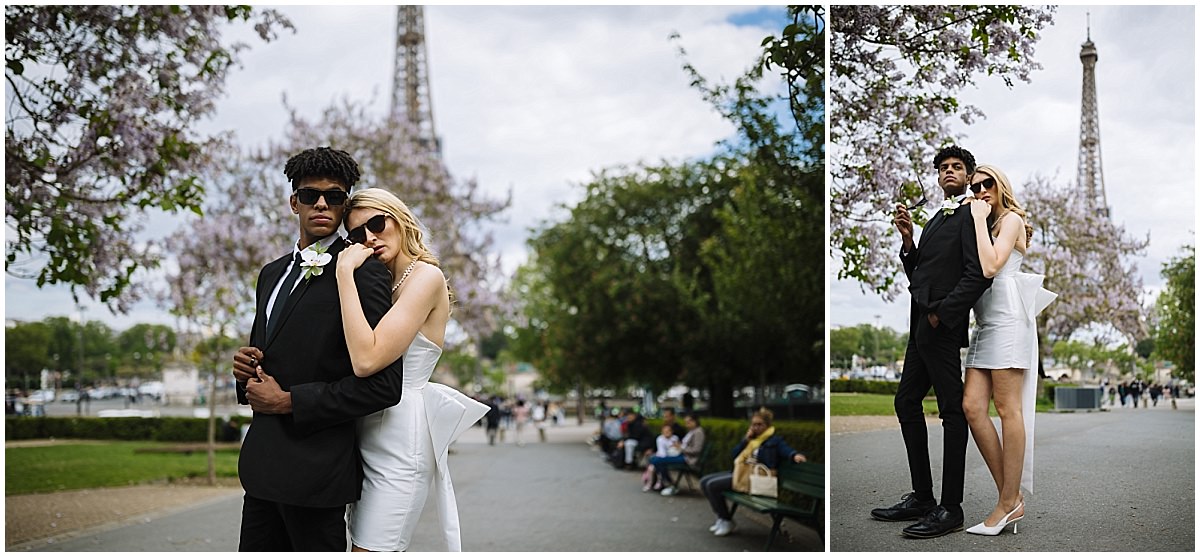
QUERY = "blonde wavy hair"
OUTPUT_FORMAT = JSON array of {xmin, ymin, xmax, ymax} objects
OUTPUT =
[
  {"xmin": 973, "ymin": 164, "xmax": 1033, "ymax": 246},
  {"xmin": 346, "ymin": 188, "xmax": 440, "ymax": 267},
  {"xmin": 346, "ymin": 188, "xmax": 455, "ymax": 310}
]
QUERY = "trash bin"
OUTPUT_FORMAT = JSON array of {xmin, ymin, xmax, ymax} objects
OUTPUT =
[{"xmin": 1054, "ymin": 387, "xmax": 1103, "ymax": 410}]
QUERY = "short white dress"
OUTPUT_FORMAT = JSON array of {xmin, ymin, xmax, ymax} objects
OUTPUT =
[
  {"xmin": 348, "ymin": 331, "xmax": 489, "ymax": 551},
  {"xmin": 965, "ymin": 247, "xmax": 1057, "ymax": 494}
]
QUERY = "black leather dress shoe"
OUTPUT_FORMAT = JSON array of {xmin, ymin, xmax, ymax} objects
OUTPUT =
[
  {"xmin": 902, "ymin": 505, "xmax": 964, "ymax": 538},
  {"xmin": 871, "ymin": 492, "xmax": 938, "ymax": 522}
]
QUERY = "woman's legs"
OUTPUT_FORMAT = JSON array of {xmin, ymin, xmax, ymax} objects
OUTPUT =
[
  {"xmin": 985, "ymin": 368, "xmax": 1027, "ymax": 526},
  {"xmin": 700, "ymin": 472, "xmax": 734, "ymax": 520},
  {"xmin": 963, "ymin": 367, "xmax": 1004, "ymax": 494}
]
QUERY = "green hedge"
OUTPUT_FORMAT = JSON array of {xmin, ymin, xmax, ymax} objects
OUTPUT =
[
  {"xmin": 5, "ymin": 417, "xmax": 226, "ymax": 442},
  {"xmin": 831, "ymin": 378, "xmax": 899, "ymax": 394},
  {"xmin": 647, "ymin": 417, "xmax": 823, "ymax": 474}
]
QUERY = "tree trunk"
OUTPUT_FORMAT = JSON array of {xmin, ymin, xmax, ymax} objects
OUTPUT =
[
  {"xmin": 576, "ymin": 375, "xmax": 586, "ymax": 425},
  {"xmin": 207, "ymin": 358, "xmax": 218, "ymax": 486},
  {"xmin": 708, "ymin": 377, "xmax": 736, "ymax": 418}
]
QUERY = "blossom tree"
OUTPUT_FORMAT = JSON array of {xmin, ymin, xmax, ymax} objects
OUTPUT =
[
  {"xmin": 160, "ymin": 146, "xmax": 292, "ymax": 485},
  {"xmin": 268, "ymin": 97, "xmax": 511, "ymax": 346},
  {"xmin": 5, "ymin": 5, "xmax": 293, "ymax": 313},
  {"xmin": 1021, "ymin": 175, "xmax": 1149, "ymax": 346},
  {"xmin": 830, "ymin": 5, "xmax": 1054, "ymax": 298}
]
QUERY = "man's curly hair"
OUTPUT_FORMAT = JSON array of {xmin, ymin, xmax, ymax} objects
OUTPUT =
[
  {"xmin": 283, "ymin": 147, "xmax": 361, "ymax": 190},
  {"xmin": 932, "ymin": 145, "xmax": 976, "ymax": 175}
]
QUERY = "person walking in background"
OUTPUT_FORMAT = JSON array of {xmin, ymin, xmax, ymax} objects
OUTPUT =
[
  {"xmin": 513, "ymin": 399, "xmax": 530, "ymax": 447},
  {"xmin": 485, "ymin": 396, "xmax": 502, "ymax": 446}
]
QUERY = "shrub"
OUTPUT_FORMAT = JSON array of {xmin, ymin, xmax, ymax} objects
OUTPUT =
[
  {"xmin": 646, "ymin": 417, "xmax": 823, "ymax": 474},
  {"xmin": 6, "ymin": 417, "xmax": 226, "ymax": 442}
]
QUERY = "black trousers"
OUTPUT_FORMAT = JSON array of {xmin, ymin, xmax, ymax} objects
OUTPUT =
[
  {"xmin": 894, "ymin": 304, "xmax": 968, "ymax": 507},
  {"xmin": 238, "ymin": 494, "xmax": 347, "ymax": 551},
  {"xmin": 700, "ymin": 471, "xmax": 734, "ymax": 520}
]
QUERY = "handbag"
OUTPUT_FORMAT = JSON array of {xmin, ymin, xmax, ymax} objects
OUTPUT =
[{"xmin": 748, "ymin": 463, "xmax": 778, "ymax": 498}]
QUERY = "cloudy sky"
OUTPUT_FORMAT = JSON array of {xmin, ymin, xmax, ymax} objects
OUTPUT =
[
  {"xmin": 5, "ymin": 4, "xmax": 791, "ymax": 329},
  {"xmin": 830, "ymin": 4, "xmax": 1196, "ymax": 333}
]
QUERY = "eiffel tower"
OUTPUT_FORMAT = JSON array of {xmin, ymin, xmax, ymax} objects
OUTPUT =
[
  {"xmin": 392, "ymin": 5, "xmax": 441, "ymax": 155},
  {"xmin": 1076, "ymin": 15, "xmax": 1109, "ymax": 217}
]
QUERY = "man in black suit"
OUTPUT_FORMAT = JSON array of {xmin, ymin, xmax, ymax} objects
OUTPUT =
[
  {"xmin": 870, "ymin": 145, "xmax": 992, "ymax": 538},
  {"xmin": 231, "ymin": 147, "xmax": 404, "ymax": 551}
]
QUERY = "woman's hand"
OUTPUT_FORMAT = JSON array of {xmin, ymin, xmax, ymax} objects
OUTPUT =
[
  {"xmin": 337, "ymin": 243, "xmax": 374, "ymax": 274},
  {"xmin": 969, "ymin": 198, "xmax": 991, "ymax": 220},
  {"xmin": 793, "ymin": 453, "xmax": 807, "ymax": 463}
]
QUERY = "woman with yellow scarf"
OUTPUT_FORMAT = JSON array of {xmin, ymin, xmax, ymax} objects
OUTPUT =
[{"xmin": 700, "ymin": 408, "xmax": 807, "ymax": 537}]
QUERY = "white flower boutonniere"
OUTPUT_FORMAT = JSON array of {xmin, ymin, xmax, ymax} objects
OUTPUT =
[
  {"xmin": 299, "ymin": 243, "xmax": 332, "ymax": 280},
  {"xmin": 940, "ymin": 196, "xmax": 964, "ymax": 216}
]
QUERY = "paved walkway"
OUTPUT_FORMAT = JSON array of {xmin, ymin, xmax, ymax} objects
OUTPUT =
[
  {"xmin": 831, "ymin": 398, "xmax": 1195, "ymax": 551},
  {"xmin": 9, "ymin": 421, "xmax": 822, "ymax": 551}
]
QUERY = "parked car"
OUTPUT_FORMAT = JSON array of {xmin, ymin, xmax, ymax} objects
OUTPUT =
[
  {"xmin": 26, "ymin": 389, "xmax": 55, "ymax": 403},
  {"xmin": 58, "ymin": 389, "xmax": 80, "ymax": 403}
]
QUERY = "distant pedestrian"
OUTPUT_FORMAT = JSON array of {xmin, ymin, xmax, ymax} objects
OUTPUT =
[
  {"xmin": 485, "ymin": 397, "xmax": 502, "ymax": 446},
  {"xmin": 513, "ymin": 400, "xmax": 530, "ymax": 447}
]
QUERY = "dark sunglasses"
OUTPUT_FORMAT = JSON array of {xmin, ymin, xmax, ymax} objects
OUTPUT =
[
  {"xmin": 969, "ymin": 177, "xmax": 996, "ymax": 194},
  {"xmin": 295, "ymin": 188, "xmax": 349, "ymax": 206},
  {"xmin": 347, "ymin": 214, "xmax": 387, "ymax": 244}
]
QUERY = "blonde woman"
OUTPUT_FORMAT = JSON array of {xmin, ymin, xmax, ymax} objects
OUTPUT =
[
  {"xmin": 961, "ymin": 165, "xmax": 1055, "ymax": 536},
  {"xmin": 335, "ymin": 187, "xmax": 488, "ymax": 552}
]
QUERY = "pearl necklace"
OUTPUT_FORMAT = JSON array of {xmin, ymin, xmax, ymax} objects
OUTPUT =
[{"xmin": 392, "ymin": 259, "xmax": 418, "ymax": 294}]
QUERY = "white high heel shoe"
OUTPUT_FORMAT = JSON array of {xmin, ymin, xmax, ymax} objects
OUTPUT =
[{"xmin": 966, "ymin": 500, "xmax": 1024, "ymax": 536}]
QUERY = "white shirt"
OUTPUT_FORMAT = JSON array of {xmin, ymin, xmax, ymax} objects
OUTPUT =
[{"xmin": 264, "ymin": 234, "xmax": 341, "ymax": 320}]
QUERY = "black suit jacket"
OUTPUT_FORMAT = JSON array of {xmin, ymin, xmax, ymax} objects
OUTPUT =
[
  {"xmin": 900, "ymin": 204, "xmax": 992, "ymax": 347},
  {"xmin": 237, "ymin": 237, "xmax": 404, "ymax": 508}
]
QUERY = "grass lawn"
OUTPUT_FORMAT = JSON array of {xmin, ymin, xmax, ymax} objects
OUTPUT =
[
  {"xmin": 5, "ymin": 441, "xmax": 240, "ymax": 496},
  {"xmin": 832, "ymin": 392, "xmax": 1056, "ymax": 416}
]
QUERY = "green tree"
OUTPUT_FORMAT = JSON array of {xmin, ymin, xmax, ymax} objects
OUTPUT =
[
  {"xmin": 5, "ymin": 321, "xmax": 52, "ymax": 389},
  {"xmin": 1153, "ymin": 245, "xmax": 1195, "ymax": 381},
  {"xmin": 116, "ymin": 324, "xmax": 178, "ymax": 379}
]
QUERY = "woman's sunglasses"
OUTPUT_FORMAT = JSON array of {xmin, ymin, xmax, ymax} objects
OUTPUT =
[
  {"xmin": 969, "ymin": 177, "xmax": 996, "ymax": 194},
  {"xmin": 347, "ymin": 214, "xmax": 387, "ymax": 244},
  {"xmin": 294, "ymin": 188, "xmax": 349, "ymax": 206}
]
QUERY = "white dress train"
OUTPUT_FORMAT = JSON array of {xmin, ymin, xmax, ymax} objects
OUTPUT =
[
  {"xmin": 964, "ymin": 248, "xmax": 1057, "ymax": 494},
  {"xmin": 349, "ymin": 331, "xmax": 489, "ymax": 551}
]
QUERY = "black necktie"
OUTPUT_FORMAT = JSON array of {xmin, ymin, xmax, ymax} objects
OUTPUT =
[{"xmin": 266, "ymin": 253, "xmax": 304, "ymax": 338}]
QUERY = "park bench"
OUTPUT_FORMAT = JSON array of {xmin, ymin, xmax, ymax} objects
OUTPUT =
[
  {"xmin": 722, "ymin": 460, "xmax": 823, "ymax": 550},
  {"xmin": 661, "ymin": 442, "xmax": 712, "ymax": 493}
]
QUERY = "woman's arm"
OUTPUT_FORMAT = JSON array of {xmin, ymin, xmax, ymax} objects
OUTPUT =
[
  {"xmin": 336, "ymin": 256, "xmax": 445, "ymax": 377},
  {"xmin": 970, "ymin": 202, "xmax": 1023, "ymax": 278}
]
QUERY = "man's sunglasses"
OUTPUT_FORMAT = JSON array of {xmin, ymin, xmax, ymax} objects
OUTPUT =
[
  {"xmin": 294, "ymin": 188, "xmax": 349, "ymax": 206},
  {"xmin": 969, "ymin": 177, "xmax": 996, "ymax": 194},
  {"xmin": 347, "ymin": 214, "xmax": 387, "ymax": 245}
]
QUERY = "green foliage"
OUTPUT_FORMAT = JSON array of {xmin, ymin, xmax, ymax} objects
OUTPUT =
[
  {"xmin": 5, "ymin": 416, "xmax": 217, "ymax": 442},
  {"xmin": 647, "ymin": 417, "xmax": 823, "ymax": 474},
  {"xmin": 1153, "ymin": 245, "xmax": 1195, "ymax": 381},
  {"xmin": 5, "ymin": 441, "xmax": 240, "ymax": 495},
  {"xmin": 830, "ymin": 378, "xmax": 901, "ymax": 395},
  {"xmin": 830, "ymin": 392, "xmax": 939, "ymax": 416},
  {"xmin": 829, "ymin": 324, "xmax": 907, "ymax": 369},
  {"xmin": 509, "ymin": 11, "xmax": 824, "ymax": 417},
  {"xmin": 5, "ymin": 321, "xmax": 52, "ymax": 382}
]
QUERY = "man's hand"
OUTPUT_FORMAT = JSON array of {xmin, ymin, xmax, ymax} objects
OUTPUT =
[
  {"xmin": 927, "ymin": 313, "xmax": 940, "ymax": 329},
  {"xmin": 894, "ymin": 204, "xmax": 914, "ymax": 252},
  {"xmin": 245, "ymin": 368, "xmax": 292, "ymax": 414},
  {"xmin": 233, "ymin": 347, "xmax": 263, "ymax": 384}
]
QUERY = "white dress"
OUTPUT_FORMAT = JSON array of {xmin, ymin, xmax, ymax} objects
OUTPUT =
[
  {"xmin": 964, "ymin": 247, "xmax": 1057, "ymax": 494},
  {"xmin": 349, "ymin": 331, "xmax": 489, "ymax": 551}
]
